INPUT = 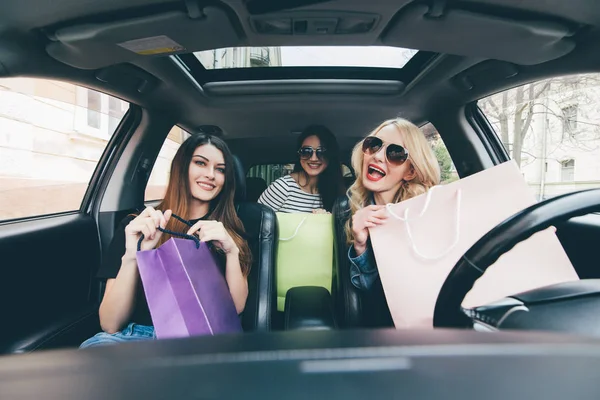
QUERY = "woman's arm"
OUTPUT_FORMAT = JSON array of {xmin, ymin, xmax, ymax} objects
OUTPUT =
[
  {"xmin": 347, "ymin": 205, "xmax": 389, "ymax": 290},
  {"xmin": 99, "ymin": 207, "xmax": 171, "ymax": 333},
  {"xmin": 348, "ymin": 244, "xmax": 379, "ymax": 290},
  {"xmin": 224, "ymin": 249, "xmax": 249, "ymax": 314},
  {"xmin": 187, "ymin": 220, "xmax": 249, "ymax": 314},
  {"xmin": 98, "ymin": 259, "xmax": 139, "ymax": 333}
]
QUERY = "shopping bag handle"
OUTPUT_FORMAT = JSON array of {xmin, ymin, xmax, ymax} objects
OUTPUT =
[
  {"xmin": 137, "ymin": 213, "xmax": 201, "ymax": 251},
  {"xmin": 386, "ymin": 185, "xmax": 443, "ymax": 222},
  {"xmin": 279, "ymin": 217, "xmax": 308, "ymax": 241},
  {"xmin": 386, "ymin": 186, "xmax": 462, "ymax": 261}
]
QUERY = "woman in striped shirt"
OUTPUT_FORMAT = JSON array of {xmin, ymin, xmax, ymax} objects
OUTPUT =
[{"xmin": 258, "ymin": 125, "xmax": 345, "ymax": 213}]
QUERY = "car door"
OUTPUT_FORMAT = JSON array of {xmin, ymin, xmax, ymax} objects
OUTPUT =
[{"xmin": 0, "ymin": 78, "xmax": 136, "ymax": 352}]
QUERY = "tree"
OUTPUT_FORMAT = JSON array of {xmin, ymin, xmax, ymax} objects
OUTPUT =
[
  {"xmin": 432, "ymin": 139, "xmax": 456, "ymax": 183},
  {"xmin": 481, "ymin": 81, "xmax": 551, "ymax": 167},
  {"xmin": 480, "ymin": 75, "xmax": 600, "ymax": 168},
  {"xmin": 421, "ymin": 123, "xmax": 458, "ymax": 184}
]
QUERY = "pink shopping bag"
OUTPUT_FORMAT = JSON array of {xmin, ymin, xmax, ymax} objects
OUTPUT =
[{"xmin": 369, "ymin": 161, "xmax": 579, "ymax": 329}]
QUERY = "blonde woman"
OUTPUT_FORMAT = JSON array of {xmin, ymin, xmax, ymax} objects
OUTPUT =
[{"xmin": 345, "ymin": 119, "xmax": 441, "ymax": 290}]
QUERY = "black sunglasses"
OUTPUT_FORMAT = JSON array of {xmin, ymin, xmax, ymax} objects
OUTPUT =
[
  {"xmin": 298, "ymin": 146, "xmax": 327, "ymax": 160},
  {"xmin": 362, "ymin": 136, "xmax": 409, "ymax": 165}
]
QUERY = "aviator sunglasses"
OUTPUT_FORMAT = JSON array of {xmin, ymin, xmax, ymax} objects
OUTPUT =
[
  {"xmin": 362, "ymin": 136, "xmax": 409, "ymax": 165},
  {"xmin": 298, "ymin": 146, "xmax": 327, "ymax": 160}
]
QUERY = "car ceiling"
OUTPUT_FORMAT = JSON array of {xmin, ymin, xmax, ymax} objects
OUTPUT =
[{"xmin": 1, "ymin": 0, "xmax": 600, "ymax": 165}]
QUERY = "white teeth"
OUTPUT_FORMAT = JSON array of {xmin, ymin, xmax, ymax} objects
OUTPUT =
[{"xmin": 370, "ymin": 166, "xmax": 385, "ymax": 175}]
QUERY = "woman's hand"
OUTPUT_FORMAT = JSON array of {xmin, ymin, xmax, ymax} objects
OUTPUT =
[
  {"xmin": 124, "ymin": 207, "xmax": 172, "ymax": 257},
  {"xmin": 312, "ymin": 208, "xmax": 330, "ymax": 214},
  {"xmin": 187, "ymin": 220, "xmax": 239, "ymax": 255},
  {"xmin": 351, "ymin": 205, "xmax": 388, "ymax": 255},
  {"xmin": 187, "ymin": 220, "xmax": 247, "ymax": 313}
]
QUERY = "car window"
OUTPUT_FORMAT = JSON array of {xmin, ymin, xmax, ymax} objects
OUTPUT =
[
  {"xmin": 145, "ymin": 126, "xmax": 191, "ymax": 201},
  {"xmin": 421, "ymin": 122, "xmax": 458, "ymax": 185},
  {"xmin": 0, "ymin": 78, "xmax": 129, "ymax": 221},
  {"xmin": 479, "ymin": 73, "xmax": 600, "ymax": 200},
  {"xmin": 246, "ymin": 164, "xmax": 295, "ymax": 186},
  {"xmin": 247, "ymin": 164, "xmax": 354, "ymax": 185}
]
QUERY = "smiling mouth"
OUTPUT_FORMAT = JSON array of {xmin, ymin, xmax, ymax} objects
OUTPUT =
[
  {"xmin": 197, "ymin": 182, "xmax": 216, "ymax": 191},
  {"xmin": 307, "ymin": 162, "xmax": 322, "ymax": 169},
  {"xmin": 366, "ymin": 165, "xmax": 386, "ymax": 182}
]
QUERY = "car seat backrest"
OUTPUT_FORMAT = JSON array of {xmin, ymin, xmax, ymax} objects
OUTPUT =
[
  {"xmin": 245, "ymin": 177, "xmax": 268, "ymax": 203},
  {"xmin": 332, "ymin": 195, "xmax": 393, "ymax": 328},
  {"xmin": 232, "ymin": 156, "xmax": 277, "ymax": 332},
  {"xmin": 233, "ymin": 155, "xmax": 246, "ymax": 204}
]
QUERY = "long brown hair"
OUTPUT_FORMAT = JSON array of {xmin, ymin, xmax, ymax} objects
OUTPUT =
[
  {"xmin": 292, "ymin": 125, "xmax": 345, "ymax": 212},
  {"xmin": 154, "ymin": 134, "xmax": 252, "ymax": 276},
  {"xmin": 345, "ymin": 118, "xmax": 441, "ymax": 243}
]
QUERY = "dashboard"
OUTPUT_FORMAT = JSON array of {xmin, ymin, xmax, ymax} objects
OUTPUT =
[{"xmin": 2, "ymin": 328, "xmax": 600, "ymax": 399}]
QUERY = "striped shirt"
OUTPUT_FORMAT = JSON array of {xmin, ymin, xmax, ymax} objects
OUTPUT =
[{"xmin": 258, "ymin": 175, "xmax": 323, "ymax": 213}]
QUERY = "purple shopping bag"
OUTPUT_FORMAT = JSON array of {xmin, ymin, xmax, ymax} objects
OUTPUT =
[{"xmin": 136, "ymin": 234, "xmax": 242, "ymax": 339}]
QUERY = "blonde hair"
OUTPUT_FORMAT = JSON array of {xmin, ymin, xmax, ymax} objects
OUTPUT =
[{"xmin": 345, "ymin": 118, "xmax": 441, "ymax": 243}]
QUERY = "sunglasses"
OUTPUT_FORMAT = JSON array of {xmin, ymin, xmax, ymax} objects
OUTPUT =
[
  {"xmin": 362, "ymin": 136, "xmax": 409, "ymax": 165},
  {"xmin": 298, "ymin": 146, "xmax": 327, "ymax": 160}
]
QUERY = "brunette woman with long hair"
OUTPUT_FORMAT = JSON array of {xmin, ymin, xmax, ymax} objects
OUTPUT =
[
  {"xmin": 258, "ymin": 125, "xmax": 345, "ymax": 213},
  {"xmin": 80, "ymin": 134, "xmax": 251, "ymax": 347}
]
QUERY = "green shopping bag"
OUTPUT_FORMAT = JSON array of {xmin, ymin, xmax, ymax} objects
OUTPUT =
[{"xmin": 276, "ymin": 213, "xmax": 334, "ymax": 311}]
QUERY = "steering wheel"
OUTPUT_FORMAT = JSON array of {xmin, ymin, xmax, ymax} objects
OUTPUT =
[{"xmin": 433, "ymin": 188, "xmax": 600, "ymax": 328}]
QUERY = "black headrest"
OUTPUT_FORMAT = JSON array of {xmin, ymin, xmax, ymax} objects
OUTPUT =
[
  {"xmin": 245, "ymin": 177, "xmax": 268, "ymax": 203},
  {"xmin": 233, "ymin": 155, "xmax": 246, "ymax": 203}
]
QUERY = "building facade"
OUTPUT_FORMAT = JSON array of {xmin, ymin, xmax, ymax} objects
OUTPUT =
[
  {"xmin": 195, "ymin": 47, "xmax": 283, "ymax": 69},
  {"xmin": 480, "ymin": 73, "xmax": 600, "ymax": 200}
]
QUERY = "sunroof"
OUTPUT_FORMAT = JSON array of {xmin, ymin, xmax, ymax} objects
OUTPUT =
[{"xmin": 194, "ymin": 46, "xmax": 419, "ymax": 70}]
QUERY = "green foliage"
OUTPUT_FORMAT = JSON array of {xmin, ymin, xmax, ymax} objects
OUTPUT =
[{"xmin": 432, "ymin": 140, "xmax": 456, "ymax": 183}]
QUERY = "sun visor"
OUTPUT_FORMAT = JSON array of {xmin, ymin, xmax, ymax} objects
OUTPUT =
[
  {"xmin": 46, "ymin": 7, "xmax": 242, "ymax": 69},
  {"xmin": 382, "ymin": 4, "xmax": 576, "ymax": 65}
]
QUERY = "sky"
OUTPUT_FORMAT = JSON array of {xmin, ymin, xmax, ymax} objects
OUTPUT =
[{"xmin": 279, "ymin": 46, "xmax": 418, "ymax": 68}]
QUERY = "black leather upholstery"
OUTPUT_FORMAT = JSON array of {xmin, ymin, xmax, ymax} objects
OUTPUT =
[
  {"xmin": 332, "ymin": 196, "xmax": 362, "ymax": 327},
  {"xmin": 233, "ymin": 155, "xmax": 246, "ymax": 204},
  {"xmin": 233, "ymin": 156, "xmax": 278, "ymax": 332},
  {"xmin": 3, "ymin": 303, "xmax": 100, "ymax": 353},
  {"xmin": 284, "ymin": 286, "xmax": 337, "ymax": 330},
  {"xmin": 332, "ymin": 196, "xmax": 393, "ymax": 328},
  {"xmin": 236, "ymin": 202, "xmax": 278, "ymax": 331},
  {"xmin": 246, "ymin": 177, "xmax": 268, "ymax": 203},
  {"xmin": 468, "ymin": 280, "xmax": 600, "ymax": 336},
  {"xmin": 343, "ymin": 175, "xmax": 355, "ymax": 189},
  {"xmin": 434, "ymin": 188, "xmax": 600, "ymax": 328}
]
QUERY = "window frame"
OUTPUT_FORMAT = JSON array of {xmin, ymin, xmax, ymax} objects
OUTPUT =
[
  {"xmin": 560, "ymin": 159, "xmax": 575, "ymax": 182},
  {"xmin": 143, "ymin": 126, "xmax": 191, "ymax": 202},
  {"xmin": 562, "ymin": 104, "xmax": 578, "ymax": 134}
]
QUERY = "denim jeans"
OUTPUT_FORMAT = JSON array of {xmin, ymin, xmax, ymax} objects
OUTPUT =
[{"xmin": 80, "ymin": 323, "xmax": 156, "ymax": 348}]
